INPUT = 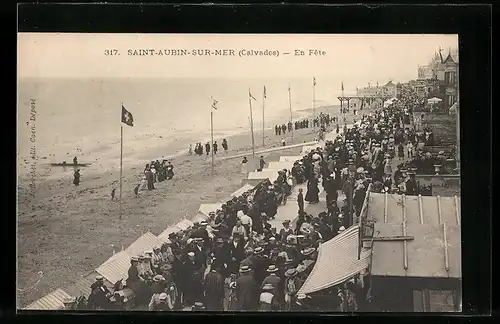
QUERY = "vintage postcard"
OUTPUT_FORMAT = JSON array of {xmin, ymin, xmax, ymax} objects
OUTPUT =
[{"xmin": 17, "ymin": 33, "xmax": 461, "ymax": 312}]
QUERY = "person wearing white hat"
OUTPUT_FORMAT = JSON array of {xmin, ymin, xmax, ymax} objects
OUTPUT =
[
  {"xmin": 338, "ymin": 226, "xmax": 346, "ymax": 234},
  {"xmin": 183, "ymin": 250, "xmax": 204, "ymax": 306},
  {"xmin": 235, "ymin": 265, "xmax": 258, "ymax": 310},
  {"xmin": 261, "ymin": 265, "xmax": 283, "ymax": 303}
]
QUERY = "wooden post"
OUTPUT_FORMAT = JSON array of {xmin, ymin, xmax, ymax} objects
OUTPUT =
[
  {"xmin": 210, "ymin": 111, "xmax": 214, "ymax": 175},
  {"xmin": 289, "ymin": 84, "xmax": 294, "ymax": 144},
  {"xmin": 312, "ymin": 79, "xmax": 316, "ymax": 133},
  {"xmin": 262, "ymin": 86, "xmax": 265, "ymax": 148},
  {"xmin": 248, "ymin": 89, "xmax": 256, "ymax": 159},
  {"xmin": 119, "ymin": 124, "xmax": 123, "ymax": 220}
]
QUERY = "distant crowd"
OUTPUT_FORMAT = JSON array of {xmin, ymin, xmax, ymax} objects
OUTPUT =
[{"xmin": 190, "ymin": 139, "xmax": 229, "ymax": 157}]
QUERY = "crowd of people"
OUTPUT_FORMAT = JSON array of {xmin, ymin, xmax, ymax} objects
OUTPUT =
[
  {"xmin": 273, "ymin": 113, "xmax": 339, "ymax": 136},
  {"xmin": 61, "ymin": 86, "xmax": 451, "ymax": 311}
]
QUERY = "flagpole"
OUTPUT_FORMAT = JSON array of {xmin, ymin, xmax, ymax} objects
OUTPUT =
[
  {"xmin": 248, "ymin": 89, "xmax": 256, "ymax": 159},
  {"xmin": 313, "ymin": 78, "xmax": 316, "ymax": 133},
  {"xmin": 210, "ymin": 110, "xmax": 214, "ymax": 175},
  {"xmin": 119, "ymin": 122, "xmax": 123, "ymax": 220},
  {"xmin": 288, "ymin": 84, "xmax": 293, "ymax": 144},
  {"xmin": 262, "ymin": 87, "xmax": 265, "ymax": 148}
]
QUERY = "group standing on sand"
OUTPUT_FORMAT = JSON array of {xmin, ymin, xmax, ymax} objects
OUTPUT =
[
  {"xmin": 274, "ymin": 113, "xmax": 336, "ymax": 136},
  {"xmin": 191, "ymin": 138, "xmax": 229, "ymax": 158}
]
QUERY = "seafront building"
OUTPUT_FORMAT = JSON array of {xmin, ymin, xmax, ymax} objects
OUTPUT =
[{"xmin": 413, "ymin": 48, "xmax": 459, "ymax": 110}]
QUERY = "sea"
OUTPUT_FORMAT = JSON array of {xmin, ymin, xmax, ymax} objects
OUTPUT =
[{"xmin": 17, "ymin": 77, "xmax": 342, "ymax": 180}]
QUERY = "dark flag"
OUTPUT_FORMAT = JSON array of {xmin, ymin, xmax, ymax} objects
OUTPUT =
[
  {"xmin": 313, "ymin": 77, "xmax": 316, "ymax": 86},
  {"xmin": 341, "ymin": 81, "xmax": 344, "ymax": 91},
  {"xmin": 249, "ymin": 91, "xmax": 257, "ymax": 101},
  {"xmin": 211, "ymin": 97, "xmax": 218, "ymax": 110},
  {"xmin": 121, "ymin": 105, "xmax": 134, "ymax": 127},
  {"xmin": 263, "ymin": 86, "xmax": 267, "ymax": 99}
]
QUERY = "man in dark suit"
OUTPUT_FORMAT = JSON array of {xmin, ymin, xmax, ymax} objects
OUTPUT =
[
  {"xmin": 229, "ymin": 234, "xmax": 246, "ymax": 274},
  {"xmin": 261, "ymin": 265, "xmax": 284, "ymax": 305},
  {"xmin": 204, "ymin": 265, "xmax": 225, "ymax": 311},
  {"xmin": 235, "ymin": 265, "xmax": 258, "ymax": 311},
  {"xmin": 279, "ymin": 220, "xmax": 294, "ymax": 244},
  {"xmin": 251, "ymin": 247, "xmax": 270, "ymax": 286}
]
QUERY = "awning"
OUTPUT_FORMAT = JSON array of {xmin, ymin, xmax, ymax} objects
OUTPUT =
[
  {"xmin": 428, "ymin": 97, "xmax": 442, "ymax": 104},
  {"xmin": 298, "ymin": 225, "xmax": 371, "ymax": 295}
]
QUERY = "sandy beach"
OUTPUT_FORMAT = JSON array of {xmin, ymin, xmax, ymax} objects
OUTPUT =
[{"xmin": 17, "ymin": 107, "xmax": 366, "ymax": 307}]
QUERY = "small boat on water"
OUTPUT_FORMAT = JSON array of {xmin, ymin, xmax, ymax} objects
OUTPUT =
[{"xmin": 49, "ymin": 162, "xmax": 92, "ymax": 167}]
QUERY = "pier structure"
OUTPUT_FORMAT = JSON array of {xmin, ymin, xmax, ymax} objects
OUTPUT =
[{"xmin": 338, "ymin": 94, "xmax": 393, "ymax": 113}]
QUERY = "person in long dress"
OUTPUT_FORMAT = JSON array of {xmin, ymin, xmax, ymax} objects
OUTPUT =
[
  {"xmin": 383, "ymin": 155, "xmax": 393, "ymax": 176},
  {"xmin": 241, "ymin": 157, "xmax": 249, "ymax": 174},
  {"xmin": 305, "ymin": 177, "xmax": 320, "ymax": 204}
]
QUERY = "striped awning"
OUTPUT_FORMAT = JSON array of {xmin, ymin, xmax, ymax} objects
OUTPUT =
[{"xmin": 298, "ymin": 225, "xmax": 371, "ymax": 295}]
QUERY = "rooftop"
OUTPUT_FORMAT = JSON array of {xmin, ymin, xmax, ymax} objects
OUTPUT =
[{"xmin": 366, "ymin": 193, "xmax": 461, "ymax": 279}]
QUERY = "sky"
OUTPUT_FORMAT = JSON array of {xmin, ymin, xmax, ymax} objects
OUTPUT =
[{"xmin": 18, "ymin": 33, "xmax": 458, "ymax": 83}]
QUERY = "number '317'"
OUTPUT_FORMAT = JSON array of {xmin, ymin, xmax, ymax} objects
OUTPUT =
[{"xmin": 104, "ymin": 49, "xmax": 119, "ymax": 55}]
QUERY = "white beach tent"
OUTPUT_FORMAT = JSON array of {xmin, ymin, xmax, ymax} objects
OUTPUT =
[
  {"xmin": 301, "ymin": 143, "xmax": 322, "ymax": 156},
  {"xmin": 95, "ymin": 251, "xmax": 132, "ymax": 285},
  {"xmin": 428, "ymin": 97, "xmax": 443, "ymax": 104},
  {"xmin": 245, "ymin": 169, "xmax": 280, "ymax": 186},
  {"xmin": 230, "ymin": 184, "xmax": 255, "ymax": 198},
  {"xmin": 279, "ymin": 156, "xmax": 303, "ymax": 162},
  {"xmin": 175, "ymin": 219, "xmax": 194, "ymax": 231},
  {"xmin": 191, "ymin": 213, "xmax": 209, "ymax": 224},
  {"xmin": 158, "ymin": 225, "xmax": 183, "ymax": 243},
  {"xmin": 198, "ymin": 203, "xmax": 224, "ymax": 217},
  {"xmin": 125, "ymin": 232, "xmax": 164, "ymax": 257},
  {"xmin": 298, "ymin": 225, "xmax": 371, "ymax": 295},
  {"xmin": 383, "ymin": 100, "xmax": 393, "ymax": 108},
  {"xmin": 268, "ymin": 161, "xmax": 295, "ymax": 171},
  {"xmin": 24, "ymin": 288, "xmax": 72, "ymax": 310}
]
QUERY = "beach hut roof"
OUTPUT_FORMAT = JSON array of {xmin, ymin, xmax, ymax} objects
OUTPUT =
[
  {"xmin": 230, "ymin": 184, "xmax": 255, "ymax": 198},
  {"xmin": 279, "ymin": 156, "xmax": 303, "ymax": 162},
  {"xmin": 247, "ymin": 170, "xmax": 280, "ymax": 182},
  {"xmin": 95, "ymin": 251, "xmax": 132, "ymax": 285},
  {"xmin": 198, "ymin": 203, "xmax": 224, "ymax": 217},
  {"xmin": 24, "ymin": 288, "xmax": 71, "ymax": 310},
  {"xmin": 366, "ymin": 193, "xmax": 461, "ymax": 279},
  {"xmin": 158, "ymin": 225, "xmax": 182, "ymax": 242},
  {"xmin": 63, "ymin": 276, "xmax": 94, "ymax": 299},
  {"xmin": 125, "ymin": 232, "xmax": 163, "ymax": 257},
  {"xmin": 191, "ymin": 213, "xmax": 209, "ymax": 224},
  {"xmin": 268, "ymin": 161, "xmax": 294, "ymax": 171},
  {"xmin": 175, "ymin": 219, "xmax": 194, "ymax": 231}
]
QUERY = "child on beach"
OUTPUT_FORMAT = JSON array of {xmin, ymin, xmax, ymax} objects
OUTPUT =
[{"xmin": 188, "ymin": 144, "xmax": 193, "ymax": 155}]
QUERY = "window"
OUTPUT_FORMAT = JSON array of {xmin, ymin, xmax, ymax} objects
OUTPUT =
[
  {"xmin": 448, "ymin": 95, "xmax": 456, "ymax": 106},
  {"xmin": 413, "ymin": 289, "xmax": 459, "ymax": 312},
  {"xmin": 445, "ymin": 72, "xmax": 456, "ymax": 85}
]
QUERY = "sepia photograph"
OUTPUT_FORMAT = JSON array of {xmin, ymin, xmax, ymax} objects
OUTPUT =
[{"xmin": 17, "ymin": 33, "xmax": 461, "ymax": 312}]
